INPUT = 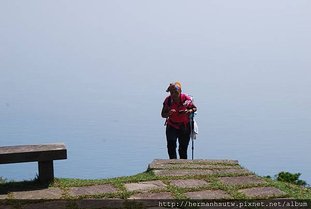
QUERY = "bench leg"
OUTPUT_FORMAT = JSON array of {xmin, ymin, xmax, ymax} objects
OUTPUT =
[{"xmin": 38, "ymin": 161, "xmax": 54, "ymax": 183}]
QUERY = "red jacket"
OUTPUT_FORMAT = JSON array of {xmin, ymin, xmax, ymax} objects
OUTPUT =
[{"xmin": 163, "ymin": 93, "xmax": 195, "ymax": 129}]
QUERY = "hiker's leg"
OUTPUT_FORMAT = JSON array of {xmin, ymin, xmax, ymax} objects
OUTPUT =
[
  {"xmin": 166, "ymin": 125, "xmax": 178, "ymax": 159},
  {"xmin": 178, "ymin": 124, "xmax": 191, "ymax": 159}
]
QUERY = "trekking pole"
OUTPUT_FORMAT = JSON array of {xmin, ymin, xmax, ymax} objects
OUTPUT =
[
  {"xmin": 191, "ymin": 138, "xmax": 194, "ymax": 160},
  {"xmin": 190, "ymin": 112, "xmax": 194, "ymax": 160}
]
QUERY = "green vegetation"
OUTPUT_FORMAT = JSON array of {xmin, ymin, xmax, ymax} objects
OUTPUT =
[
  {"xmin": 0, "ymin": 177, "xmax": 7, "ymax": 184},
  {"xmin": 266, "ymin": 171, "xmax": 308, "ymax": 187},
  {"xmin": 59, "ymin": 171, "xmax": 310, "ymax": 199},
  {"xmin": 275, "ymin": 171, "xmax": 307, "ymax": 186},
  {"xmin": 2, "ymin": 170, "xmax": 311, "ymax": 200},
  {"xmin": 53, "ymin": 171, "xmax": 157, "ymax": 188},
  {"xmin": 1, "ymin": 169, "xmax": 311, "ymax": 203}
]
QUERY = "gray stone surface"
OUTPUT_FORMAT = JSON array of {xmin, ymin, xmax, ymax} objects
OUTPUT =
[
  {"xmin": 149, "ymin": 159, "xmax": 240, "ymax": 170},
  {"xmin": 213, "ymin": 168, "xmax": 251, "ymax": 175},
  {"xmin": 129, "ymin": 192, "xmax": 173, "ymax": 199},
  {"xmin": 124, "ymin": 180, "xmax": 167, "ymax": 192},
  {"xmin": 68, "ymin": 184, "xmax": 117, "ymax": 197},
  {"xmin": 238, "ymin": 187, "xmax": 286, "ymax": 198},
  {"xmin": 186, "ymin": 190, "xmax": 232, "ymax": 199},
  {"xmin": 0, "ymin": 194, "xmax": 7, "ymax": 200},
  {"xmin": 11, "ymin": 188, "xmax": 63, "ymax": 199},
  {"xmin": 153, "ymin": 168, "xmax": 250, "ymax": 176},
  {"xmin": 151, "ymin": 164, "xmax": 240, "ymax": 170},
  {"xmin": 150, "ymin": 159, "xmax": 239, "ymax": 167},
  {"xmin": 170, "ymin": 179, "xmax": 209, "ymax": 188},
  {"xmin": 219, "ymin": 175, "xmax": 266, "ymax": 186},
  {"xmin": 0, "ymin": 159, "xmax": 290, "ymax": 206},
  {"xmin": 153, "ymin": 169, "xmax": 213, "ymax": 176}
]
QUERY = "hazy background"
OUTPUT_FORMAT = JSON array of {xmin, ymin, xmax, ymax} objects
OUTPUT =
[{"xmin": 1, "ymin": 1, "xmax": 310, "ymax": 183}]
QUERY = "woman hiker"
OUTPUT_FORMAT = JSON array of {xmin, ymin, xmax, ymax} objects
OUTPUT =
[{"xmin": 161, "ymin": 82, "xmax": 197, "ymax": 159}]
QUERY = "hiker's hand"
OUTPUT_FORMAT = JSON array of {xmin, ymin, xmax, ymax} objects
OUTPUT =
[
  {"xmin": 169, "ymin": 109, "xmax": 176, "ymax": 116},
  {"xmin": 179, "ymin": 109, "xmax": 193, "ymax": 114}
]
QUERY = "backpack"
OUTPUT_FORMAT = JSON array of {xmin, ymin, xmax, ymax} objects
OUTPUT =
[
  {"xmin": 166, "ymin": 94, "xmax": 198, "ymax": 139},
  {"xmin": 166, "ymin": 93, "xmax": 192, "ymax": 107}
]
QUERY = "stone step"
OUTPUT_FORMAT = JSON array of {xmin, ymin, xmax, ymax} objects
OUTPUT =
[
  {"xmin": 11, "ymin": 188, "xmax": 63, "ymax": 200},
  {"xmin": 185, "ymin": 189, "xmax": 232, "ymax": 199},
  {"xmin": 149, "ymin": 159, "xmax": 239, "ymax": 168},
  {"xmin": 124, "ymin": 180, "xmax": 166, "ymax": 192},
  {"xmin": 238, "ymin": 187, "xmax": 287, "ymax": 198},
  {"xmin": 0, "ymin": 158, "xmax": 291, "ymax": 208},
  {"xmin": 68, "ymin": 184, "xmax": 118, "ymax": 197},
  {"xmin": 169, "ymin": 179, "xmax": 210, "ymax": 188},
  {"xmin": 129, "ymin": 192, "xmax": 174, "ymax": 199},
  {"xmin": 149, "ymin": 163, "xmax": 240, "ymax": 170},
  {"xmin": 153, "ymin": 168, "xmax": 251, "ymax": 176},
  {"xmin": 218, "ymin": 175, "xmax": 266, "ymax": 186}
]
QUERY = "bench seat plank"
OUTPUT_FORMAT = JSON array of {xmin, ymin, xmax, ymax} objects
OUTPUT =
[{"xmin": 0, "ymin": 143, "xmax": 67, "ymax": 164}]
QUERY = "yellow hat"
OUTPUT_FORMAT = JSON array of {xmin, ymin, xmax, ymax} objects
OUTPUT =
[
  {"xmin": 166, "ymin": 81, "xmax": 182, "ymax": 92},
  {"xmin": 174, "ymin": 82, "xmax": 182, "ymax": 90}
]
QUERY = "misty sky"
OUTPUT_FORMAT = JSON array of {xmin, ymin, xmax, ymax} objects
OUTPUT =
[
  {"xmin": 1, "ymin": 0, "xmax": 310, "ymax": 134},
  {"xmin": 0, "ymin": 1, "xmax": 311, "ymax": 181},
  {"xmin": 1, "ymin": 1, "xmax": 310, "ymax": 101}
]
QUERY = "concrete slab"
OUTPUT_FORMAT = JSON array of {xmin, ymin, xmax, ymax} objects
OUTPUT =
[
  {"xmin": 11, "ymin": 188, "xmax": 63, "ymax": 199},
  {"xmin": 153, "ymin": 169, "xmax": 213, "ymax": 176},
  {"xmin": 0, "ymin": 194, "xmax": 8, "ymax": 200},
  {"xmin": 170, "ymin": 179, "xmax": 209, "ymax": 188},
  {"xmin": 149, "ymin": 159, "xmax": 239, "ymax": 168},
  {"xmin": 238, "ymin": 187, "xmax": 286, "ymax": 198},
  {"xmin": 149, "ymin": 159, "xmax": 240, "ymax": 170},
  {"xmin": 150, "ymin": 164, "xmax": 240, "ymax": 170},
  {"xmin": 186, "ymin": 189, "xmax": 232, "ymax": 199},
  {"xmin": 219, "ymin": 175, "xmax": 266, "ymax": 186},
  {"xmin": 129, "ymin": 192, "xmax": 173, "ymax": 199},
  {"xmin": 213, "ymin": 168, "xmax": 251, "ymax": 175},
  {"xmin": 68, "ymin": 184, "xmax": 117, "ymax": 197},
  {"xmin": 153, "ymin": 168, "xmax": 250, "ymax": 176},
  {"xmin": 124, "ymin": 180, "xmax": 167, "ymax": 192}
]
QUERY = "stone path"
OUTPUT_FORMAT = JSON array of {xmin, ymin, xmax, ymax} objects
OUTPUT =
[
  {"xmin": 0, "ymin": 159, "xmax": 289, "ymax": 209},
  {"xmin": 11, "ymin": 188, "xmax": 63, "ymax": 199},
  {"xmin": 68, "ymin": 184, "xmax": 118, "ymax": 197},
  {"xmin": 169, "ymin": 179, "xmax": 209, "ymax": 188}
]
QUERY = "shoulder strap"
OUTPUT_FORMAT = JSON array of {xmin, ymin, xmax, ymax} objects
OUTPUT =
[
  {"xmin": 166, "ymin": 94, "xmax": 191, "ymax": 107},
  {"xmin": 167, "ymin": 96, "xmax": 172, "ymax": 107}
]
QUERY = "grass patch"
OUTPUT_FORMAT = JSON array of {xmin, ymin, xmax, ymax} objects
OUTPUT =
[
  {"xmin": 53, "ymin": 171, "xmax": 156, "ymax": 188},
  {"xmin": 2, "ymin": 170, "xmax": 311, "ymax": 200},
  {"xmin": 264, "ymin": 177, "xmax": 311, "ymax": 199},
  {"xmin": 0, "ymin": 177, "xmax": 50, "ymax": 194}
]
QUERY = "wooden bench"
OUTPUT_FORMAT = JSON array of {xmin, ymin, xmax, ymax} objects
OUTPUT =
[{"xmin": 0, "ymin": 143, "xmax": 67, "ymax": 183}]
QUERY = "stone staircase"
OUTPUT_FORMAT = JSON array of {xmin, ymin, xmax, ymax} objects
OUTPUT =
[
  {"xmin": 125, "ymin": 159, "xmax": 286, "ymax": 200},
  {"xmin": 0, "ymin": 159, "xmax": 290, "ymax": 209}
]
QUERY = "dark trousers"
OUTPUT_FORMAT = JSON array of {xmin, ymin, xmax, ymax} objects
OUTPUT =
[{"xmin": 166, "ymin": 123, "xmax": 190, "ymax": 159}]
